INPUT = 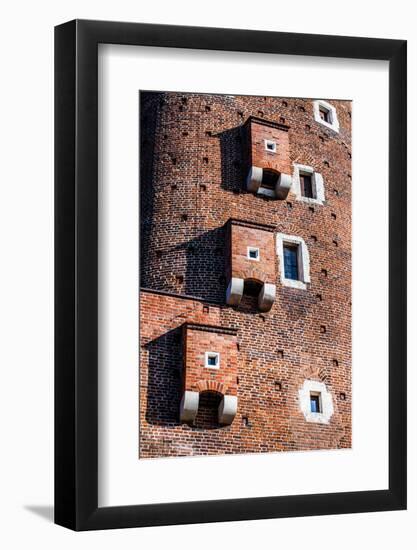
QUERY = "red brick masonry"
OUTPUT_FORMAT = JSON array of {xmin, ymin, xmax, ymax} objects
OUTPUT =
[{"xmin": 139, "ymin": 92, "xmax": 352, "ymax": 458}]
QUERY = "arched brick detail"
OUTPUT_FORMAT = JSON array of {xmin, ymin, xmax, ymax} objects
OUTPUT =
[{"xmin": 196, "ymin": 379, "xmax": 226, "ymax": 395}]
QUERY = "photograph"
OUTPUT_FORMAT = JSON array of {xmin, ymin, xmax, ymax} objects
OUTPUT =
[{"xmin": 139, "ymin": 91, "xmax": 352, "ymax": 459}]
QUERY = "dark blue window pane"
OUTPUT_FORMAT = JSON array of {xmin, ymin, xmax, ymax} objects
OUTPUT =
[
  {"xmin": 310, "ymin": 395, "xmax": 320, "ymax": 413},
  {"xmin": 284, "ymin": 245, "xmax": 299, "ymax": 280}
]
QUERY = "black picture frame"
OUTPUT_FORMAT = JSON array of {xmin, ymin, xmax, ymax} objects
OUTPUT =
[{"xmin": 55, "ymin": 19, "xmax": 407, "ymax": 531}]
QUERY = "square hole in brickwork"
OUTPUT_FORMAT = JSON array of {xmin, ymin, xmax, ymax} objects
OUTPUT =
[
  {"xmin": 275, "ymin": 381, "xmax": 282, "ymax": 390},
  {"xmin": 181, "ymin": 214, "xmax": 188, "ymax": 221},
  {"xmin": 237, "ymin": 110, "xmax": 244, "ymax": 119},
  {"xmin": 332, "ymin": 359, "xmax": 339, "ymax": 367},
  {"xmin": 316, "ymin": 293, "xmax": 323, "ymax": 301},
  {"xmin": 279, "ymin": 117, "xmax": 286, "ymax": 124},
  {"xmin": 203, "ymin": 305, "xmax": 209, "ymax": 314},
  {"xmin": 323, "ymin": 160, "xmax": 330, "ymax": 167},
  {"xmin": 321, "ymin": 269, "xmax": 328, "ymax": 277},
  {"xmin": 203, "ymin": 157, "xmax": 209, "ymax": 164},
  {"xmin": 200, "ymin": 184, "xmax": 207, "ymax": 191},
  {"xmin": 257, "ymin": 110, "xmax": 264, "ymax": 117},
  {"xmin": 242, "ymin": 416, "xmax": 250, "ymax": 427},
  {"xmin": 205, "ymin": 130, "xmax": 212, "ymax": 137},
  {"xmin": 333, "ymin": 240, "xmax": 338, "ymax": 247},
  {"xmin": 333, "ymin": 188, "xmax": 339, "ymax": 196},
  {"xmin": 340, "ymin": 392, "xmax": 347, "ymax": 401},
  {"xmin": 277, "ymin": 349, "xmax": 284, "ymax": 358},
  {"xmin": 205, "ymin": 105, "xmax": 211, "ymax": 112},
  {"xmin": 156, "ymin": 250, "xmax": 163, "ymax": 259},
  {"xmin": 310, "ymin": 235, "xmax": 317, "ymax": 243},
  {"xmin": 320, "ymin": 325, "xmax": 327, "ymax": 334},
  {"xmin": 286, "ymin": 201, "xmax": 293, "ymax": 209},
  {"xmin": 331, "ymin": 212, "xmax": 337, "ymax": 220},
  {"xmin": 171, "ymin": 183, "xmax": 178, "ymax": 190},
  {"xmin": 236, "ymin": 376, "xmax": 240, "ymax": 385},
  {"xmin": 282, "ymin": 100, "xmax": 288, "ymax": 107},
  {"xmin": 309, "ymin": 206, "xmax": 315, "ymax": 213},
  {"xmin": 305, "ymin": 124, "xmax": 311, "ymax": 131},
  {"xmin": 182, "ymin": 131, "xmax": 189, "ymax": 137},
  {"xmin": 176, "ymin": 275, "xmax": 184, "ymax": 284}
]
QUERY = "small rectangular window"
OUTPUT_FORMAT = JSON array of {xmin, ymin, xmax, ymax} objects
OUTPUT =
[
  {"xmin": 205, "ymin": 352, "xmax": 220, "ymax": 369},
  {"xmin": 247, "ymin": 247, "xmax": 260, "ymax": 261},
  {"xmin": 319, "ymin": 107, "xmax": 330, "ymax": 123},
  {"xmin": 310, "ymin": 393, "xmax": 321, "ymax": 413},
  {"xmin": 300, "ymin": 173, "xmax": 314, "ymax": 199},
  {"xmin": 264, "ymin": 140, "xmax": 276, "ymax": 153},
  {"xmin": 283, "ymin": 244, "xmax": 299, "ymax": 280}
]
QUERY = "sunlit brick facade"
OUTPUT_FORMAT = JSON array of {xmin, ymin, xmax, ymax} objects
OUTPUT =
[{"xmin": 139, "ymin": 91, "xmax": 352, "ymax": 458}]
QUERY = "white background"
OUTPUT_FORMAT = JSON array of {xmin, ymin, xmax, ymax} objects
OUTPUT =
[
  {"xmin": 99, "ymin": 45, "xmax": 389, "ymax": 506},
  {"xmin": 0, "ymin": 1, "xmax": 415, "ymax": 549}
]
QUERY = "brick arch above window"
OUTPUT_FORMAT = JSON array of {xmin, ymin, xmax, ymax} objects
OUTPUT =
[{"xmin": 196, "ymin": 379, "xmax": 227, "ymax": 395}]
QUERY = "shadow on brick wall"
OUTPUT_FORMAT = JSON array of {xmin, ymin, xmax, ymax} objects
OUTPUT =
[
  {"xmin": 143, "ymin": 327, "xmax": 182, "ymax": 426},
  {"xmin": 140, "ymin": 91, "xmax": 162, "ymax": 288},
  {"xmin": 183, "ymin": 226, "xmax": 226, "ymax": 303},
  {"xmin": 217, "ymin": 125, "xmax": 246, "ymax": 195}
]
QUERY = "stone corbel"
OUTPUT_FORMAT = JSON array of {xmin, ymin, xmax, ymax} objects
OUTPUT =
[
  {"xmin": 179, "ymin": 390, "xmax": 199, "ymax": 423},
  {"xmin": 258, "ymin": 283, "xmax": 276, "ymax": 312},
  {"xmin": 275, "ymin": 172, "xmax": 292, "ymax": 199},
  {"xmin": 218, "ymin": 395, "xmax": 238, "ymax": 425},
  {"xmin": 226, "ymin": 277, "xmax": 244, "ymax": 306},
  {"xmin": 246, "ymin": 166, "xmax": 292, "ymax": 199}
]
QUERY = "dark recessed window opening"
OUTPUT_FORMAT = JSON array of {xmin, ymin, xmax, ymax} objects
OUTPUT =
[
  {"xmin": 300, "ymin": 173, "xmax": 315, "ymax": 199},
  {"xmin": 261, "ymin": 169, "xmax": 279, "ymax": 190},
  {"xmin": 283, "ymin": 244, "xmax": 299, "ymax": 281},
  {"xmin": 319, "ymin": 106, "xmax": 331, "ymax": 123},
  {"xmin": 207, "ymin": 355, "xmax": 218, "ymax": 367},
  {"xmin": 310, "ymin": 393, "xmax": 321, "ymax": 413},
  {"xmin": 243, "ymin": 279, "xmax": 262, "ymax": 297}
]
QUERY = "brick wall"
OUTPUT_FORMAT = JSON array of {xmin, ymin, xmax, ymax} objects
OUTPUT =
[{"xmin": 139, "ymin": 92, "xmax": 352, "ymax": 458}]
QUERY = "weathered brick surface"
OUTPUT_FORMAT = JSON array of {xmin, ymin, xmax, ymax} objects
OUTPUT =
[{"xmin": 139, "ymin": 92, "xmax": 352, "ymax": 458}]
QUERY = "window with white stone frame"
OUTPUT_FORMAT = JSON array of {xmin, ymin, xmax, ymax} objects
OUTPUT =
[
  {"xmin": 292, "ymin": 163, "xmax": 325, "ymax": 205},
  {"xmin": 205, "ymin": 351, "xmax": 220, "ymax": 369},
  {"xmin": 298, "ymin": 380, "xmax": 334, "ymax": 424},
  {"xmin": 247, "ymin": 246, "xmax": 260, "ymax": 261},
  {"xmin": 264, "ymin": 139, "xmax": 277, "ymax": 153},
  {"xmin": 276, "ymin": 233, "xmax": 310, "ymax": 290},
  {"xmin": 313, "ymin": 99, "xmax": 339, "ymax": 132}
]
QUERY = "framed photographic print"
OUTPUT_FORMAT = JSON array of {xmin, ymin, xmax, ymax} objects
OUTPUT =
[{"xmin": 55, "ymin": 20, "xmax": 407, "ymax": 530}]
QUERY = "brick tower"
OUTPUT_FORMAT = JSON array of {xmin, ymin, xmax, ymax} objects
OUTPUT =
[{"xmin": 140, "ymin": 92, "xmax": 352, "ymax": 458}]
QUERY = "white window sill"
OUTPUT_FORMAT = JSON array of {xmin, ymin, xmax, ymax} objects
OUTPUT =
[{"xmin": 281, "ymin": 278, "xmax": 307, "ymax": 290}]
